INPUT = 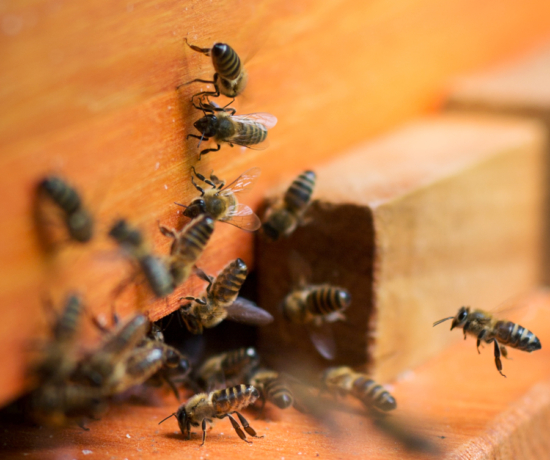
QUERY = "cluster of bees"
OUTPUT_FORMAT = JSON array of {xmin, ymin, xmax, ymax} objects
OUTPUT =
[{"xmin": 21, "ymin": 39, "xmax": 542, "ymax": 448}]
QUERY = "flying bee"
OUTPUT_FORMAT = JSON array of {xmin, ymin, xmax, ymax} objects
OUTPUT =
[
  {"xmin": 187, "ymin": 98, "xmax": 277, "ymax": 160},
  {"xmin": 247, "ymin": 368, "xmax": 295, "ymax": 412},
  {"xmin": 175, "ymin": 166, "xmax": 261, "ymax": 232},
  {"xmin": 158, "ymin": 384, "xmax": 262, "ymax": 445},
  {"xmin": 321, "ymin": 366, "xmax": 396, "ymax": 412},
  {"xmin": 433, "ymin": 306, "xmax": 542, "ymax": 377},
  {"xmin": 178, "ymin": 258, "xmax": 273, "ymax": 334},
  {"xmin": 36, "ymin": 176, "xmax": 94, "ymax": 244},
  {"xmin": 158, "ymin": 214, "xmax": 215, "ymax": 287},
  {"xmin": 262, "ymin": 170, "xmax": 316, "ymax": 241},
  {"xmin": 184, "ymin": 39, "xmax": 248, "ymax": 101},
  {"xmin": 197, "ymin": 347, "xmax": 260, "ymax": 390},
  {"xmin": 109, "ymin": 219, "xmax": 176, "ymax": 298}
]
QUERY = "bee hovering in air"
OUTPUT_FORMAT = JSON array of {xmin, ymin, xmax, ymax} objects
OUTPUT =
[
  {"xmin": 158, "ymin": 384, "xmax": 262, "ymax": 445},
  {"xmin": 178, "ymin": 258, "xmax": 273, "ymax": 334},
  {"xmin": 36, "ymin": 176, "xmax": 94, "ymax": 245},
  {"xmin": 175, "ymin": 167, "xmax": 261, "ymax": 232},
  {"xmin": 187, "ymin": 97, "xmax": 277, "ymax": 160},
  {"xmin": 197, "ymin": 347, "xmax": 260, "ymax": 390},
  {"xmin": 321, "ymin": 366, "xmax": 396, "ymax": 412},
  {"xmin": 262, "ymin": 170, "xmax": 316, "ymax": 241},
  {"xmin": 184, "ymin": 39, "xmax": 248, "ymax": 102},
  {"xmin": 433, "ymin": 306, "xmax": 542, "ymax": 377},
  {"xmin": 158, "ymin": 214, "xmax": 216, "ymax": 288}
]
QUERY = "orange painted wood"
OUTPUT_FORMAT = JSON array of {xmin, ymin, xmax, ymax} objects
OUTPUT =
[
  {"xmin": 257, "ymin": 113, "xmax": 545, "ymax": 384},
  {"xmin": 1, "ymin": 289, "xmax": 549, "ymax": 459},
  {"xmin": 2, "ymin": 0, "xmax": 550, "ymax": 407}
]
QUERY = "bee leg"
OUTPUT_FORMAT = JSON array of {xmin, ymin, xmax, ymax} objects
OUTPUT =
[
  {"xmin": 190, "ymin": 89, "xmax": 220, "ymax": 108},
  {"xmin": 235, "ymin": 412, "xmax": 263, "ymax": 438},
  {"xmin": 476, "ymin": 330, "xmax": 487, "ymax": 354},
  {"xmin": 200, "ymin": 418, "xmax": 207, "ymax": 446},
  {"xmin": 184, "ymin": 38, "xmax": 212, "ymax": 55},
  {"xmin": 501, "ymin": 345, "xmax": 510, "ymax": 359},
  {"xmin": 198, "ymin": 144, "xmax": 221, "ymax": 161},
  {"xmin": 224, "ymin": 413, "xmax": 251, "ymax": 443},
  {"xmin": 462, "ymin": 321, "xmax": 471, "ymax": 340},
  {"xmin": 158, "ymin": 223, "xmax": 176, "ymax": 239},
  {"xmin": 492, "ymin": 340, "xmax": 506, "ymax": 378},
  {"xmin": 191, "ymin": 167, "xmax": 217, "ymax": 189},
  {"xmin": 186, "ymin": 133, "xmax": 207, "ymax": 141},
  {"xmin": 190, "ymin": 173, "xmax": 205, "ymax": 196}
]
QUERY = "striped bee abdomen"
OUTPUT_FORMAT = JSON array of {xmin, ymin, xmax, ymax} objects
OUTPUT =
[
  {"xmin": 53, "ymin": 295, "xmax": 84, "ymax": 342},
  {"xmin": 211, "ymin": 43, "xmax": 243, "ymax": 81},
  {"xmin": 139, "ymin": 254, "xmax": 174, "ymax": 298},
  {"xmin": 305, "ymin": 287, "xmax": 351, "ymax": 316},
  {"xmin": 211, "ymin": 258, "xmax": 248, "ymax": 305},
  {"xmin": 351, "ymin": 376, "xmax": 396, "ymax": 411},
  {"xmin": 221, "ymin": 347, "xmax": 259, "ymax": 377},
  {"xmin": 495, "ymin": 321, "xmax": 542, "ymax": 352},
  {"xmin": 40, "ymin": 177, "xmax": 81, "ymax": 214},
  {"xmin": 176, "ymin": 215, "xmax": 215, "ymax": 263},
  {"xmin": 264, "ymin": 377, "xmax": 293, "ymax": 409},
  {"xmin": 284, "ymin": 171, "xmax": 316, "ymax": 212},
  {"xmin": 235, "ymin": 121, "xmax": 267, "ymax": 146},
  {"xmin": 212, "ymin": 384, "xmax": 259, "ymax": 415}
]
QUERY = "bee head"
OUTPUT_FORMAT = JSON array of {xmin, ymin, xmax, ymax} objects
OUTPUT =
[
  {"xmin": 183, "ymin": 198, "xmax": 206, "ymax": 218},
  {"xmin": 164, "ymin": 348, "xmax": 183, "ymax": 368},
  {"xmin": 194, "ymin": 115, "xmax": 218, "ymax": 138},
  {"xmin": 176, "ymin": 407, "xmax": 189, "ymax": 436},
  {"xmin": 451, "ymin": 306, "xmax": 470, "ymax": 330}
]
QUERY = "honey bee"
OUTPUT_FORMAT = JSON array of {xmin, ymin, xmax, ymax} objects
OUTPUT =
[
  {"xmin": 158, "ymin": 384, "xmax": 262, "ymax": 445},
  {"xmin": 262, "ymin": 170, "xmax": 316, "ymax": 241},
  {"xmin": 184, "ymin": 39, "xmax": 248, "ymax": 101},
  {"xmin": 321, "ymin": 366, "xmax": 396, "ymax": 412},
  {"xmin": 158, "ymin": 215, "xmax": 215, "ymax": 287},
  {"xmin": 247, "ymin": 368, "xmax": 295, "ymax": 411},
  {"xmin": 179, "ymin": 258, "xmax": 273, "ymax": 334},
  {"xmin": 433, "ymin": 306, "xmax": 542, "ymax": 377},
  {"xmin": 176, "ymin": 167, "xmax": 261, "ymax": 232},
  {"xmin": 37, "ymin": 176, "xmax": 94, "ymax": 243},
  {"xmin": 197, "ymin": 347, "xmax": 260, "ymax": 390},
  {"xmin": 109, "ymin": 219, "xmax": 175, "ymax": 298},
  {"xmin": 187, "ymin": 98, "xmax": 277, "ymax": 160}
]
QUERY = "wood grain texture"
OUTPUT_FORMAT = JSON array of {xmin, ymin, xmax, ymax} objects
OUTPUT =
[
  {"xmin": 1, "ymin": 290, "xmax": 549, "ymax": 460},
  {"xmin": 2, "ymin": 0, "xmax": 550, "ymax": 406},
  {"xmin": 256, "ymin": 114, "xmax": 545, "ymax": 383}
]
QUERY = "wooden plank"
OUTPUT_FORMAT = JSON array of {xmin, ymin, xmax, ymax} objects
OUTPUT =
[
  {"xmin": 2, "ymin": 0, "xmax": 550, "ymax": 407},
  {"xmin": 1, "ymin": 289, "xmax": 549, "ymax": 459},
  {"xmin": 256, "ymin": 114, "xmax": 545, "ymax": 383}
]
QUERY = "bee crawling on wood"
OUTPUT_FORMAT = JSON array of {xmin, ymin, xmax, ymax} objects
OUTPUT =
[
  {"xmin": 183, "ymin": 39, "xmax": 248, "ymax": 102},
  {"xmin": 187, "ymin": 97, "xmax": 277, "ymax": 160},
  {"xmin": 262, "ymin": 170, "xmax": 316, "ymax": 241},
  {"xmin": 159, "ymin": 384, "xmax": 262, "ymax": 445},
  {"xmin": 433, "ymin": 306, "xmax": 542, "ymax": 377},
  {"xmin": 175, "ymin": 166, "xmax": 262, "ymax": 232},
  {"xmin": 178, "ymin": 258, "xmax": 273, "ymax": 334}
]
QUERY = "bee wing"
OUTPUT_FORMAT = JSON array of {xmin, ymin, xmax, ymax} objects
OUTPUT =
[
  {"xmin": 225, "ymin": 297, "xmax": 274, "ymax": 326},
  {"xmin": 220, "ymin": 167, "xmax": 261, "ymax": 198},
  {"xmin": 307, "ymin": 322, "xmax": 336, "ymax": 360},
  {"xmin": 221, "ymin": 204, "xmax": 262, "ymax": 232},
  {"xmin": 232, "ymin": 113, "xmax": 278, "ymax": 130}
]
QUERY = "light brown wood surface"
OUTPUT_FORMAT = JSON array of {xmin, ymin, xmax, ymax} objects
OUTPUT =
[
  {"xmin": 256, "ymin": 113, "xmax": 545, "ymax": 383},
  {"xmin": 1, "ymin": 289, "xmax": 549, "ymax": 460},
  {"xmin": 2, "ymin": 0, "xmax": 550, "ymax": 407}
]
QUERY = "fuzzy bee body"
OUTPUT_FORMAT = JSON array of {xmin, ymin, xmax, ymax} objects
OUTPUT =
[
  {"xmin": 198, "ymin": 347, "xmax": 259, "ymax": 390},
  {"xmin": 322, "ymin": 366, "xmax": 396, "ymax": 412},
  {"xmin": 38, "ymin": 176, "xmax": 94, "ymax": 243},
  {"xmin": 433, "ymin": 306, "xmax": 542, "ymax": 377},
  {"xmin": 262, "ymin": 171, "xmax": 316, "ymax": 241},
  {"xmin": 159, "ymin": 384, "xmax": 261, "ymax": 445},
  {"xmin": 248, "ymin": 368, "xmax": 294, "ymax": 410}
]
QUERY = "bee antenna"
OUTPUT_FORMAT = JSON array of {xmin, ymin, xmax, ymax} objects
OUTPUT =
[
  {"xmin": 432, "ymin": 316, "xmax": 455, "ymax": 327},
  {"xmin": 158, "ymin": 413, "xmax": 176, "ymax": 425},
  {"xmin": 197, "ymin": 131, "xmax": 205, "ymax": 148},
  {"xmin": 174, "ymin": 202, "xmax": 188, "ymax": 209}
]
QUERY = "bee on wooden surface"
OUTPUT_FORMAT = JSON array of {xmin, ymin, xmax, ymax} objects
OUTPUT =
[
  {"xmin": 197, "ymin": 347, "xmax": 260, "ymax": 390},
  {"xmin": 187, "ymin": 98, "xmax": 277, "ymax": 160},
  {"xmin": 158, "ymin": 384, "xmax": 262, "ymax": 445},
  {"xmin": 158, "ymin": 215, "xmax": 215, "ymax": 287},
  {"xmin": 36, "ymin": 176, "xmax": 94, "ymax": 244},
  {"xmin": 433, "ymin": 306, "xmax": 542, "ymax": 377},
  {"xmin": 262, "ymin": 170, "xmax": 316, "ymax": 241},
  {"xmin": 109, "ymin": 219, "xmax": 175, "ymax": 298},
  {"xmin": 33, "ymin": 294, "xmax": 86, "ymax": 384},
  {"xmin": 247, "ymin": 368, "xmax": 295, "ymax": 411},
  {"xmin": 179, "ymin": 258, "xmax": 273, "ymax": 334},
  {"xmin": 321, "ymin": 366, "xmax": 396, "ymax": 412},
  {"xmin": 176, "ymin": 167, "xmax": 261, "ymax": 232},
  {"xmin": 184, "ymin": 39, "xmax": 248, "ymax": 101},
  {"xmin": 26, "ymin": 383, "xmax": 107, "ymax": 429}
]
